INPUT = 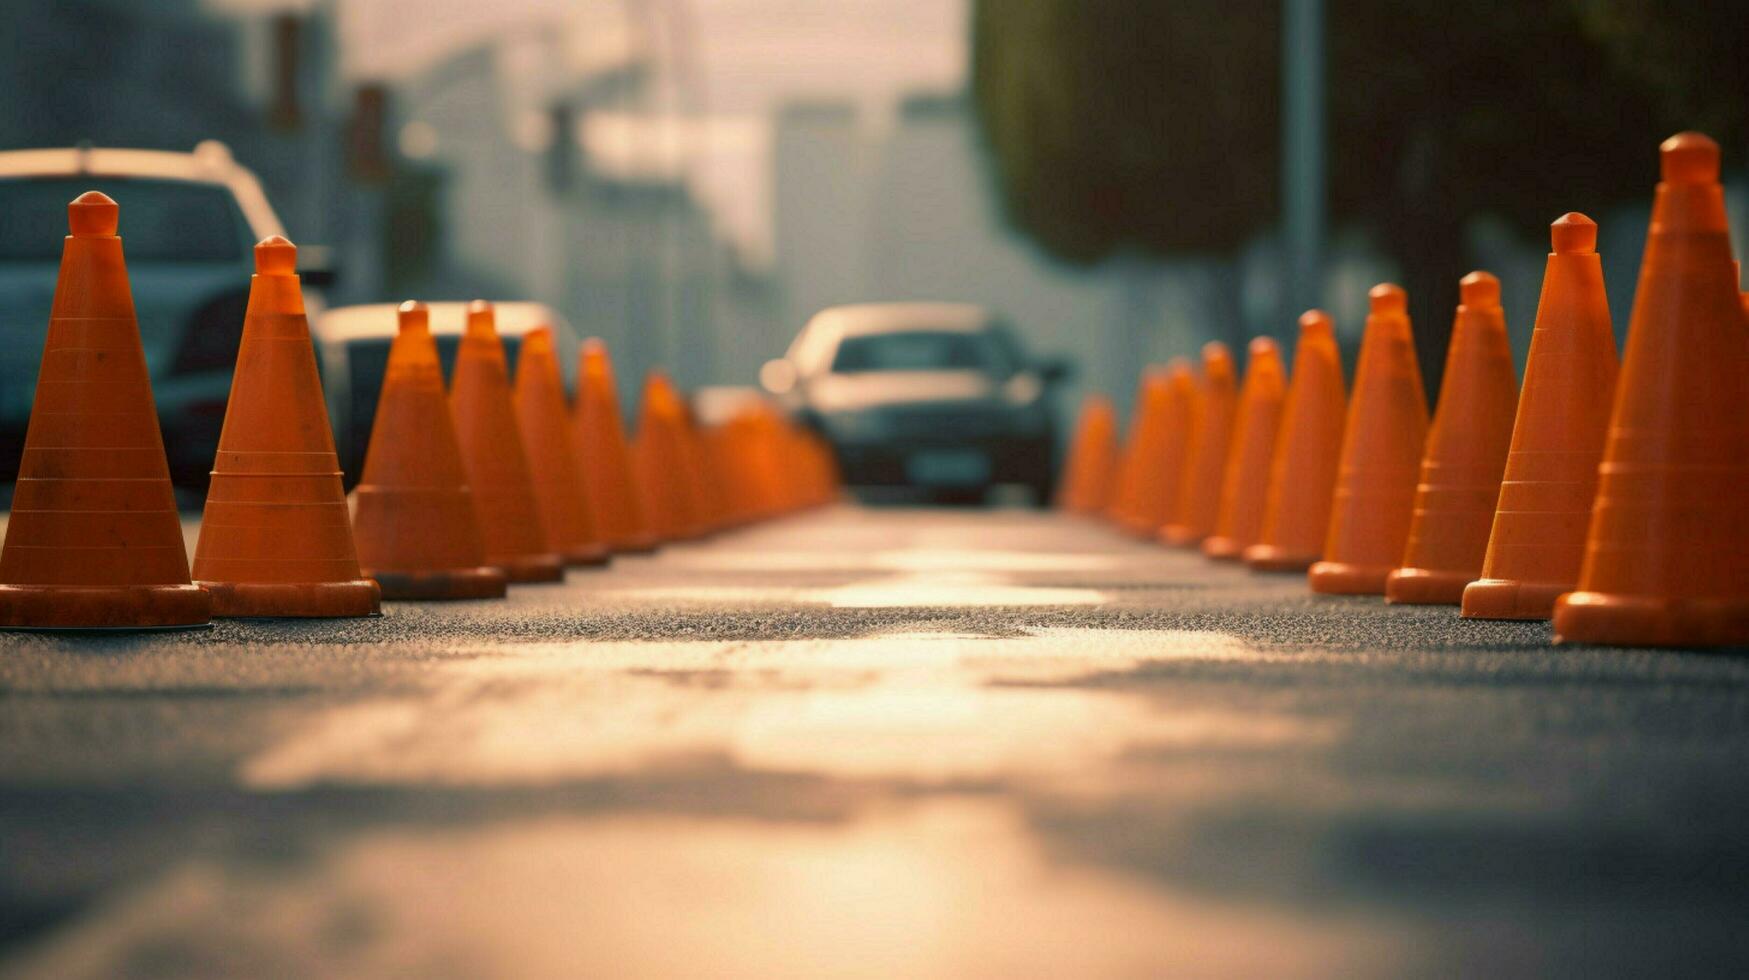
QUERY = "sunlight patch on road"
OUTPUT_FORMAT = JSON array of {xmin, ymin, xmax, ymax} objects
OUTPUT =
[
  {"xmin": 593, "ymin": 570, "xmax": 1108, "ymax": 607},
  {"xmin": 660, "ymin": 548, "xmax": 1133, "ymax": 573},
  {"xmin": 242, "ymin": 629, "xmax": 1333, "ymax": 790},
  {"xmin": 817, "ymin": 571, "xmax": 1105, "ymax": 607},
  {"xmin": 9, "ymin": 800, "xmax": 1403, "ymax": 980}
]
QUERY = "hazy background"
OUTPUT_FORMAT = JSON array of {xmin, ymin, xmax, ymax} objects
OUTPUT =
[{"xmin": 2, "ymin": 0, "xmax": 1744, "ymax": 417}]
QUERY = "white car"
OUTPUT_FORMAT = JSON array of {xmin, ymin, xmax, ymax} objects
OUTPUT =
[
  {"xmin": 762, "ymin": 302, "xmax": 1068, "ymax": 502},
  {"xmin": 313, "ymin": 301, "xmax": 582, "ymax": 484},
  {"xmin": 0, "ymin": 142, "xmax": 330, "ymax": 485}
]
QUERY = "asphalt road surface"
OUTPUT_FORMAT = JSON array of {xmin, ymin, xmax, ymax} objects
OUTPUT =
[{"xmin": 2, "ymin": 505, "xmax": 1747, "ymax": 978}]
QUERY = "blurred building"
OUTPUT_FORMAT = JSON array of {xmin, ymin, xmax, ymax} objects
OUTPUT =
[{"xmin": 770, "ymin": 91, "xmax": 1256, "ymax": 417}]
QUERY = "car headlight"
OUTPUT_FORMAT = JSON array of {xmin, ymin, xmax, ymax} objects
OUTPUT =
[{"xmin": 1002, "ymin": 372, "xmax": 1043, "ymax": 406}]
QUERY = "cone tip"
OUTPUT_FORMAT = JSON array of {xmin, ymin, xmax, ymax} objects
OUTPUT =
[
  {"xmin": 1368, "ymin": 283, "xmax": 1407, "ymax": 313},
  {"xmin": 525, "ymin": 325, "xmax": 554, "ymax": 351},
  {"xmin": 1247, "ymin": 335, "xmax": 1279, "ymax": 358},
  {"xmin": 1297, "ymin": 308, "xmax": 1334, "ymax": 337},
  {"xmin": 1164, "ymin": 355, "xmax": 1192, "ymax": 377},
  {"xmin": 1459, "ymin": 270, "xmax": 1501, "ymax": 307},
  {"xmin": 254, "ymin": 235, "xmax": 297, "ymax": 275},
  {"xmin": 1201, "ymin": 341, "xmax": 1234, "ymax": 378},
  {"xmin": 465, "ymin": 299, "xmax": 495, "ymax": 335},
  {"xmin": 68, "ymin": 190, "xmax": 119, "ymax": 237},
  {"xmin": 1660, "ymin": 131, "xmax": 1719, "ymax": 184},
  {"xmin": 1551, "ymin": 212, "xmax": 1597, "ymax": 254},
  {"xmin": 396, "ymin": 300, "xmax": 428, "ymax": 332}
]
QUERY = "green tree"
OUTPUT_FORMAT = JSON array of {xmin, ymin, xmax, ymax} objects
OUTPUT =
[{"xmin": 972, "ymin": 0, "xmax": 1745, "ymax": 396}]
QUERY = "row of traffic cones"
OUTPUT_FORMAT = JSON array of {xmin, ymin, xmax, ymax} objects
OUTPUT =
[
  {"xmin": 1059, "ymin": 131, "xmax": 1748, "ymax": 649},
  {"xmin": 0, "ymin": 192, "xmax": 837, "ymax": 629}
]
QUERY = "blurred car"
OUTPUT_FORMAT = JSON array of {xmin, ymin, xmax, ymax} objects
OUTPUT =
[
  {"xmin": 313, "ymin": 301, "xmax": 581, "ymax": 485},
  {"xmin": 761, "ymin": 302, "xmax": 1068, "ymax": 503},
  {"xmin": 0, "ymin": 141, "xmax": 331, "ymax": 486}
]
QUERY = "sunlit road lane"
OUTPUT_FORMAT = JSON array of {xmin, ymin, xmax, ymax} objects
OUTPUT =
[{"xmin": 3, "ymin": 506, "xmax": 1749, "ymax": 977}]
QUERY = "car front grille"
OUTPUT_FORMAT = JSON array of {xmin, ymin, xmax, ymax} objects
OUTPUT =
[{"xmin": 884, "ymin": 405, "xmax": 1010, "ymax": 440}]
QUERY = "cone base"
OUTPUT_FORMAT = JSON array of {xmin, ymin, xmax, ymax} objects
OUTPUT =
[
  {"xmin": 1157, "ymin": 524, "xmax": 1206, "ymax": 548},
  {"xmin": 1461, "ymin": 578, "xmax": 1568, "ymax": 621},
  {"xmin": 0, "ymin": 584, "xmax": 212, "ymax": 630},
  {"xmin": 1553, "ymin": 591, "xmax": 1749, "ymax": 649},
  {"xmin": 497, "ymin": 553, "xmax": 566, "ymax": 583},
  {"xmin": 1110, "ymin": 513, "xmax": 1149, "ymax": 537},
  {"xmin": 369, "ymin": 566, "xmax": 509, "ymax": 601},
  {"xmin": 202, "ymin": 579, "xmax": 382, "ymax": 618},
  {"xmin": 614, "ymin": 537, "xmax": 660, "ymax": 555},
  {"xmin": 1243, "ymin": 544, "xmax": 1319, "ymax": 574},
  {"xmin": 1201, "ymin": 535, "xmax": 1246, "ymax": 560},
  {"xmin": 564, "ymin": 545, "xmax": 613, "ymax": 568},
  {"xmin": 1308, "ymin": 560, "xmax": 1391, "ymax": 596},
  {"xmin": 1384, "ymin": 567, "xmax": 1474, "ymax": 605}
]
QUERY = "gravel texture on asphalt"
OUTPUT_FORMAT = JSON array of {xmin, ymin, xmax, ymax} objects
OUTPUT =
[{"xmin": 1, "ymin": 506, "xmax": 1746, "ymax": 978}]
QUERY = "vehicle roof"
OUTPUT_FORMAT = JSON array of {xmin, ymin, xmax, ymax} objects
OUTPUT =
[
  {"xmin": 788, "ymin": 302, "xmax": 996, "ymax": 373},
  {"xmin": 807, "ymin": 302, "xmax": 993, "ymax": 337},
  {"xmin": 0, "ymin": 144, "xmax": 286, "ymax": 241},
  {"xmin": 315, "ymin": 301, "xmax": 572, "ymax": 342}
]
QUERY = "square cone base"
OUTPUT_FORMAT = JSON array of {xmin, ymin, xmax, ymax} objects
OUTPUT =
[
  {"xmin": 564, "ymin": 546, "xmax": 612, "ymax": 568},
  {"xmin": 1553, "ymin": 592, "xmax": 1749, "ymax": 649},
  {"xmin": 202, "ymin": 579, "xmax": 381, "ymax": 618},
  {"xmin": 1308, "ymin": 560, "xmax": 1392, "ymax": 596},
  {"xmin": 1243, "ymin": 544, "xmax": 1319, "ymax": 574},
  {"xmin": 498, "ymin": 553, "xmax": 566, "ymax": 583},
  {"xmin": 0, "ymin": 584, "xmax": 212, "ymax": 630},
  {"xmin": 368, "ymin": 566, "xmax": 509, "ymax": 601},
  {"xmin": 1200, "ymin": 535, "xmax": 1246, "ymax": 560},
  {"xmin": 1158, "ymin": 524, "xmax": 1206, "ymax": 548},
  {"xmin": 1460, "ymin": 578, "xmax": 1568, "ymax": 621},
  {"xmin": 1384, "ymin": 567, "xmax": 1473, "ymax": 605}
]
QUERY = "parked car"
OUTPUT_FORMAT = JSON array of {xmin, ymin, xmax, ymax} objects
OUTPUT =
[
  {"xmin": 761, "ymin": 302, "xmax": 1068, "ymax": 503},
  {"xmin": 313, "ymin": 301, "xmax": 582, "ymax": 485},
  {"xmin": 0, "ymin": 142, "xmax": 330, "ymax": 486}
]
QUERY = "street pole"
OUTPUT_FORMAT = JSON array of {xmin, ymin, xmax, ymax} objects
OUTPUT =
[{"xmin": 1282, "ymin": 0, "xmax": 1325, "ymax": 328}]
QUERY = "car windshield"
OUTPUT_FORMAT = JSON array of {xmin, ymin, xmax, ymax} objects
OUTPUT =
[
  {"xmin": 831, "ymin": 330, "xmax": 1016, "ymax": 375},
  {"xmin": 0, "ymin": 177, "xmax": 245, "ymax": 262}
]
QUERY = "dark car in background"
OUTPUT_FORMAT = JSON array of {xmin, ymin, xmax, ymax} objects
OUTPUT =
[
  {"xmin": 0, "ymin": 143, "xmax": 327, "ymax": 487},
  {"xmin": 761, "ymin": 302, "xmax": 1067, "ymax": 503}
]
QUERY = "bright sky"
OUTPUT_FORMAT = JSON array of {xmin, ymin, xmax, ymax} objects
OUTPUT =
[{"xmin": 208, "ymin": 0, "xmax": 970, "ymax": 263}]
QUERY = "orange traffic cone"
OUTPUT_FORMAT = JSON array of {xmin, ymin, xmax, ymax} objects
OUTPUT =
[
  {"xmin": 1109, "ymin": 360, "xmax": 1196, "ymax": 536},
  {"xmin": 572, "ymin": 340, "xmax": 657, "ymax": 553},
  {"xmin": 1386, "ymin": 272, "xmax": 1518, "ymax": 604},
  {"xmin": 1103, "ymin": 372, "xmax": 1157, "ymax": 528},
  {"xmin": 450, "ymin": 301, "xmax": 564, "ymax": 583},
  {"xmin": 0, "ymin": 192, "xmax": 210, "ymax": 628},
  {"xmin": 678, "ymin": 405, "xmax": 725, "ymax": 535},
  {"xmin": 1057, "ymin": 395, "xmax": 1118, "ymax": 514},
  {"xmin": 1555, "ymin": 133, "xmax": 1749, "ymax": 647},
  {"xmin": 351, "ymin": 302, "xmax": 507, "ymax": 600},
  {"xmin": 193, "ymin": 237, "xmax": 380, "ymax": 617},
  {"xmin": 1162, "ymin": 342, "xmax": 1238, "ymax": 546},
  {"xmin": 515, "ymin": 327, "xmax": 610, "ymax": 568},
  {"xmin": 633, "ymin": 372, "xmax": 703, "ymax": 541},
  {"xmin": 1308, "ymin": 284, "xmax": 1429, "ymax": 595},
  {"xmin": 1463, "ymin": 215, "xmax": 1618, "ymax": 620},
  {"xmin": 1204, "ymin": 337, "xmax": 1287, "ymax": 559},
  {"xmin": 1245, "ymin": 311, "xmax": 1347, "ymax": 572}
]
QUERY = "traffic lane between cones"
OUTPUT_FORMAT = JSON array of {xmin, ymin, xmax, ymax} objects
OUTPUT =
[{"xmin": 2, "ymin": 507, "xmax": 1749, "ymax": 977}]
